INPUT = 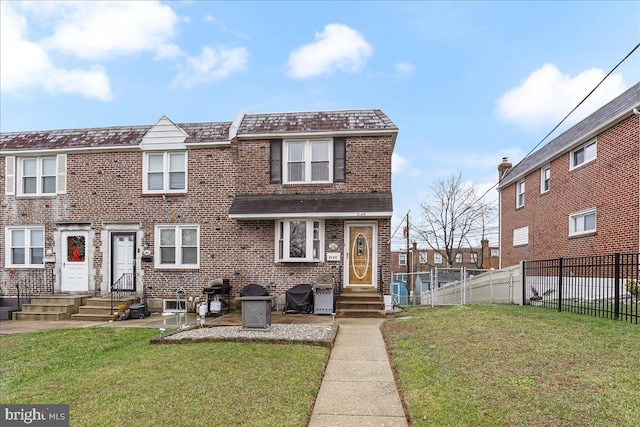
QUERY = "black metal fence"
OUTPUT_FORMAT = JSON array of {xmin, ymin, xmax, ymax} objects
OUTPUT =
[{"xmin": 524, "ymin": 253, "xmax": 639, "ymax": 324}]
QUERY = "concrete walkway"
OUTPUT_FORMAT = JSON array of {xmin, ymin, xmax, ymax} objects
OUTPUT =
[{"xmin": 309, "ymin": 318, "xmax": 408, "ymax": 427}]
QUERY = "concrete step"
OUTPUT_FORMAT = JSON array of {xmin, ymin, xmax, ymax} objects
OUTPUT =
[
  {"xmin": 337, "ymin": 300, "xmax": 385, "ymax": 310},
  {"xmin": 76, "ymin": 306, "xmax": 118, "ymax": 316},
  {"xmin": 13, "ymin": 311, "xmax": 68, "ymax": 321},
  {"xmin": 20, "ymin": 304, "xmax": 73, "ymax": 314},
  {"xmin": 29, "ymin": 295, "xmax": 89, "ymax": 309},
  {"xmin": 70, "ymin": 313, "xmax": 118, "ymax": 322},
  {"xmin": 335, "ymin": 308, "xmax": 386, "ymax": 318}
]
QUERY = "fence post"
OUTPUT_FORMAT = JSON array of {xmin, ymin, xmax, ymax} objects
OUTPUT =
[
  {"xmin": 614, "ymin": 252, "xmax": 620, "ymax": 321},
  {"xmin": 558, "ymin": 257, "xmax": 563, "ymax": 313},
  {"xmin": 521, "ymin": 260, "xmax": 526, "ymax": 306}
]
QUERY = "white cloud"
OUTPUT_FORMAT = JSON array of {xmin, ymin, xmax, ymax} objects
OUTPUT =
[
  {"xmin": 0, "ymin": 3, "xmax": 113, "ymax": 101},
  {"xmin": 495, "ymin": 64, "xmax": 627, "ymax": 131},
  {"xmin": 392, "ymin": 153, "xmax": 423, "ymax": 177},
  {"xmin": 395, "ymin": 61, "xmax": 414, "ymax": 78},
  {"xmin": 287, "ymin": 24, "xmax": 373, "ymax": 79},
  {"xmin": 44, "ymin": 1, "xmax": 181, "ymax": 60},
  {"xmin": 172, "ymin": 46, "xmax": 248, "ymax": 88}
]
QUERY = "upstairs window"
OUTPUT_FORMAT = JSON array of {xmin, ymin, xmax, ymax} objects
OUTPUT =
[
  {"xmin": 540, "ymin": 165, "xmax": 550, "ymax": 193},
  {"xmin": 155, "ymin": 225, "xmax": 199, "ymax": 268},
  {"xmin": 399, "ymin": 254, "xmax": 407, "ymax": 266},
  {"xmin": 144, "ymin": 152, "xmax": 187, "ymax": 193},
  {"xmin": 569, "ymin": 209, "xmax": 596, "ymax": 237},
  {"xmin": 419, "ymin": 253, "xmax": 428, "ymax": 264},
  {"xmin": 276, "ymin": 219, "xmax": 323, "ymax": 262},
  {"xmin": 5, "ymin": 226, "xmax": 44, "ymax": 268},
  {"xmin": 571, "ymin": 140, "xmax": 597, "ymax": 169},
  {"xmin": 434, "ymin": 252, "xmax": 443, "ymax": 264},
  {"xmin": 5, "ymin": 155, "xmax": 66, "ymax": 196},
  {"xmin": 470, "ymin": 252, "xmax": 478, "ymax": 263},
  {"xmin": 455, "ymin": 253, "xmax": 463, "ymax": 263},
  {"xmin": 516, "ymin": 180, "xmax": 525, "ymax": 208},
  {"xmin": 284, "ymin": 139, "xmax": 331, "ymax": 183}
]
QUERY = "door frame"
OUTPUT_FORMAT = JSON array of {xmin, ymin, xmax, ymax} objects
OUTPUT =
[
  {"xmin": 55, "ymin": 225, "xmax": 94, "ymax": 293},
  {"xmin": 343, "ymin": 221, "xmax": 378, "ymax": 288},
  {"xmin": 110, "ymin": 232, "xmax": 137, "ymax": 292}
]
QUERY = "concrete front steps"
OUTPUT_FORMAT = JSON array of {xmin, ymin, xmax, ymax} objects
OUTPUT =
[
  {"xmin": 71, "ymin": 297, "xmax": 140, "ymax": 322},
  {"xmin": 336, "ymin": 287, "xmax": 386, "ymax": 318},
  {"xmin": 12, "ymin": 295, "xmax": 90, "ymax": 321}
]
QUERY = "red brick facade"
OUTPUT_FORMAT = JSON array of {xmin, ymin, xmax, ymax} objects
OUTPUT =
[
  {"xmin": 1, "ymin": 110, "xmax": 397, "ymax": 306},
  {"xmin": 499, "ymin": 101, "xmax": 639, "ymax": 267}
]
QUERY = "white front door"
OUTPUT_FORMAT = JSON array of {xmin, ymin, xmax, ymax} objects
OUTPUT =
[
  {"xmin": 112, "ymin": 233, "xmax": 135, "ymax": 288},
  {"xmin": 61, "ymin": 231, "xmax": 89, "ymax": 292}
]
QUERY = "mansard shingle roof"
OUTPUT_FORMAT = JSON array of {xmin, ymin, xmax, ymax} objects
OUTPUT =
[{"xmin": 0, "ymin": 109, "xmax": 397, "ymax": 152}]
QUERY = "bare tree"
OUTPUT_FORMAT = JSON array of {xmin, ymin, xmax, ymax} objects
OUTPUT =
[{"xmin": 414, "ymin": 173, "xmax": 492, "ymax": 267}]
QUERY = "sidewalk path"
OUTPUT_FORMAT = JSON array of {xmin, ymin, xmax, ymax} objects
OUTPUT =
[{"xmin": 309, "ymin": 318, "xmax": 408, "ymax": 427}]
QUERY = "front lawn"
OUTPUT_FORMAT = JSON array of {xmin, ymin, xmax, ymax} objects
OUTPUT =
[
  {"xmin": 0, "ymin": 327, "xmax": 329, "ymax": 426},
  {"xmin": 383, "ymin": 305, "xmax": 640, "ymax": 427}
]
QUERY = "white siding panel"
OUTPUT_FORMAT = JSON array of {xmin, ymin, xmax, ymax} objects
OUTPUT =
[
  {"xmin": 513, "ymin": 226, "xmax": 529, "ymax": 246},
  {"xmin": 140, "ymin": 116, "xmax": 188, "ymax": 149}
]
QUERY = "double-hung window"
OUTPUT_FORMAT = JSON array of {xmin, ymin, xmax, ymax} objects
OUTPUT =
[
  {"xmin": 398, "ymin": 254, "xmax": 407, "ymax": 266},
  {"xmin": 571, "ymin": 139, "xmax": 596, "ymax": 169},
  {"xmin": 569, "ymin": 209, "xmax": 596, "ymax": 237},
  {"xmin": 144, "ymin": 152, "xmax": 187, "ymax": 193},
  {"xmin": 455, "ymin": 253, "xmax": 463, "ymax": 263},
  {"xmin": 540, "ymin": 165, "xmax": 550, "ymax": 193},
  {"xmin": 516, "ymin": 180, "xmax": 525, "ymax": 208},
  {"xmin": 434, "ymin": 252, "xmax": 443, "ymax": 264},
  {"xmin": 276, "ymin": 219, "xmax": 323, "ymax": 262},
  {"xmin": 5, "ymin": 226, "xmax": 44, "ymax": 268},
  {"xmin": 470, "ymin": 252, "xmax": 478, "ymax": 263},
  {"xmin": 5, "ymin": 155, "xmax": 66, "ymax": 196},
  {"xmin": 155, "ymin": 225, "xmax": 199, "ymax": 268},
  {"xmin": 284, "ymin": 139, "xmax": 331, "ymax": 183}
]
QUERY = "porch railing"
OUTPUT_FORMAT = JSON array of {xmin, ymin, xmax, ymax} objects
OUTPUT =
[
  {"xmin": 13, "ymin": 269, "xmax": 54, "ymax": 310},
  {"xmin": 110, "ymin": 273, "xmax": 136, "ymax": 316}
]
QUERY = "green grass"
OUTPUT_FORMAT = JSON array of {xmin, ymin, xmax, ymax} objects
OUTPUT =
[
  {"xmin": 0, "ymin": 327, "xmax": 329, "ymax": 426},
  {"xmin": 383, "ymin": 305, "xmax": 640, "ymax": 427}
]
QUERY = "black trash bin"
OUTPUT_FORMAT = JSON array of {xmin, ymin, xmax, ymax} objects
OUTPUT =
[{"xmin": 129, "ymin": 303, "xmax": 147, "ymax": 319}]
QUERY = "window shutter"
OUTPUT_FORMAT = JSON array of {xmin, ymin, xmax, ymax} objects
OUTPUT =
[
  {"xmin": 333, "ymin": 137, "xmax": 346, "ymax": 182},
  {"xmin": 270, "ymin": 139, "xmax": 282, "ymax": 183},
  {"xmin": 56, "ymin": 154, "xmax": 67, "ymax": 194},
  {"xmin": 5, "ymin": 156, "xmax": 15, "ymax": 195}
]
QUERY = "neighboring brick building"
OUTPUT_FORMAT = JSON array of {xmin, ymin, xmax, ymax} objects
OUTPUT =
[
  {"xmin": 498, "ymin": 82, "xmax": 640, "ymax": 267},
  {"xmin": 1, "ymin": 109, "xmax": 397, "ymax": 308},
  {"xmin": 391, "ymin": 240, "xmax": 499, "ymax": 278}
]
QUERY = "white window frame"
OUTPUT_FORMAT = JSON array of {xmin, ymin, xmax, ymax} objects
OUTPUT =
[
  {"xmin": 154, "ymin": 225, "xmax": 199, "ymax": 269},
  {"xmin": 434, "ymin": 252, "xmax": 443, "ymax": 264},
  {"xmin": 455, "ymin": 253, "xmax": 463, "ymax": 263},
  {"xmin": 470, "ymin": 252, "xmax": 478, "ymax": 263},
  {"xmin": 491, "ymin": 249, "xmax": 499, "ymax": 258},
  {"xmin": 540, "ymin": 165, "xmax": 550, "ymax": 194},
  {"xmin": 283, "ymin": 139, "xmax": 332, "ymax": 184},
  {"xmin": 516, "ymin": 180, "xmax": 525, "ymax": 208},
  {"xmin": 14, "ymin": 156, "xmax": 66, "ymax": 196},
  {"xmin": 569, "ymin": 209, "xmax": 596, "ymax": 237},
  {"xmin": 275, "ymin": 219, "xmax": 324, "ymax": 262},
  {"xmin": 143, "ymin": 151, "xmax": 187, "ymax": 194},
  {"xmin": 419, "ymin": 253, "xmax": 428, "ymax": 264},
  {"xmin": 398, "ymin": 254, "xmax": 407, "ymax": 266},
  {"xmin": 5, "ymin": 226, "xmax": 45, "ymax": 268},
  {"xmin": 570, "ymin": 139, "xmax": 597, "ymax": 170}
]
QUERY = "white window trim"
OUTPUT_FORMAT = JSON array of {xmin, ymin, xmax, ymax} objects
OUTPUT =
[
  {"xmin": 455, "ymin": 253, "xmax": 463, "ymax": 263},
  {"xmin": 434, "ymin": 252, "xmax": 443, "ymax": 264},
  {"xmin": 275, "ymin": 219, "xmax": 325, "ymax": 262},
  {"xmin": 398, "ymin": 254, "xmax": 407, "ymax": 266},
  {"xmin": 570, "ymin": 139, "xmax": 597, "ymax": 170},
  {"xmin": 283, "ymin": 139, "xmax": 333, "ymax": 184},
  {"xmin": 470, "ymin": 252, "xmax": 478, "ymax": 263},
  {"xmin": 540, "ymin": 164, "xmax": 550, "ymax": 194},
  {"xmin": 419, "ymin": 253, "xmax": 428, "ymax": 264},
  {"xmin": 143, "ymin": 151, "xmax": 188, "ymax": 194},
  {"xmin": 491, "ymin": 249, "xmax": 499, "ymax": 258},
  {"xmin": 154, "ymin": 224, "xmax": 199, "ymax": 269},
  {"xmin": 516, "ymin": 180, "xmax": 525, "ymax": 208},
  {"xmin": 13, "ymin": 155, "xmax": 66, "ymax": 197},
  {"xmin": 5, "ymin": 226, "xmax": 45, "ymax": 268},
  {"xmin": 569, "ymin": 208, "xmax": 596, "ymax": 237}
]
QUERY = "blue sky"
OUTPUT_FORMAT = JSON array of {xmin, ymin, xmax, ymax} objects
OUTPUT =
[{"xmin": 2, "ymin": 1, "xmax": 639, "ymax": 249}]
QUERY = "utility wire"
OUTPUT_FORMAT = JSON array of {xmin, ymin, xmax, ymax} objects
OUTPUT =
[{"xmin": 475, "ymin": 41, "xmax": 640, "ymax": 204}]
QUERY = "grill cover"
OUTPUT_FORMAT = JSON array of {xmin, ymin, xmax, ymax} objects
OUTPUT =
[
  {"xmin": 283, "ymin": 284, "xmax": 313, "ymax": 314},
  {"xmin": 240, "ymin": 284, "xmax": 270, "ymax": 297}
]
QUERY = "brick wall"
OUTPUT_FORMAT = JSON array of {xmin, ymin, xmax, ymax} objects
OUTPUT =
[{"xmin": 500, "ymin": 114, "xmax": 639, "ymax": 267}]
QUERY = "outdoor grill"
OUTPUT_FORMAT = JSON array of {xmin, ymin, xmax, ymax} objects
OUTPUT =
[{"xmin": 202, "ymin": 279, "xmax": 231, "ymax": 317}]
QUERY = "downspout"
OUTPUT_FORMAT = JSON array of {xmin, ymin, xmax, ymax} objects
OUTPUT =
[{"xmin": 635, "ymin": 108, "xmax": 640, "ymax": 253}]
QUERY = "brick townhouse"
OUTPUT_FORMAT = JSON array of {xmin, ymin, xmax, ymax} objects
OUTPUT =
[
  {"xmin": 1, "ymin": 109, "xmax": 397, "ymax": 311},
  {"xmin": 391, "ymin": 240, "xmax": 499, "ymax": 279},
  {"xmin": 498, "ymin": 81, "xmax": 640, "ymax": 267}
]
